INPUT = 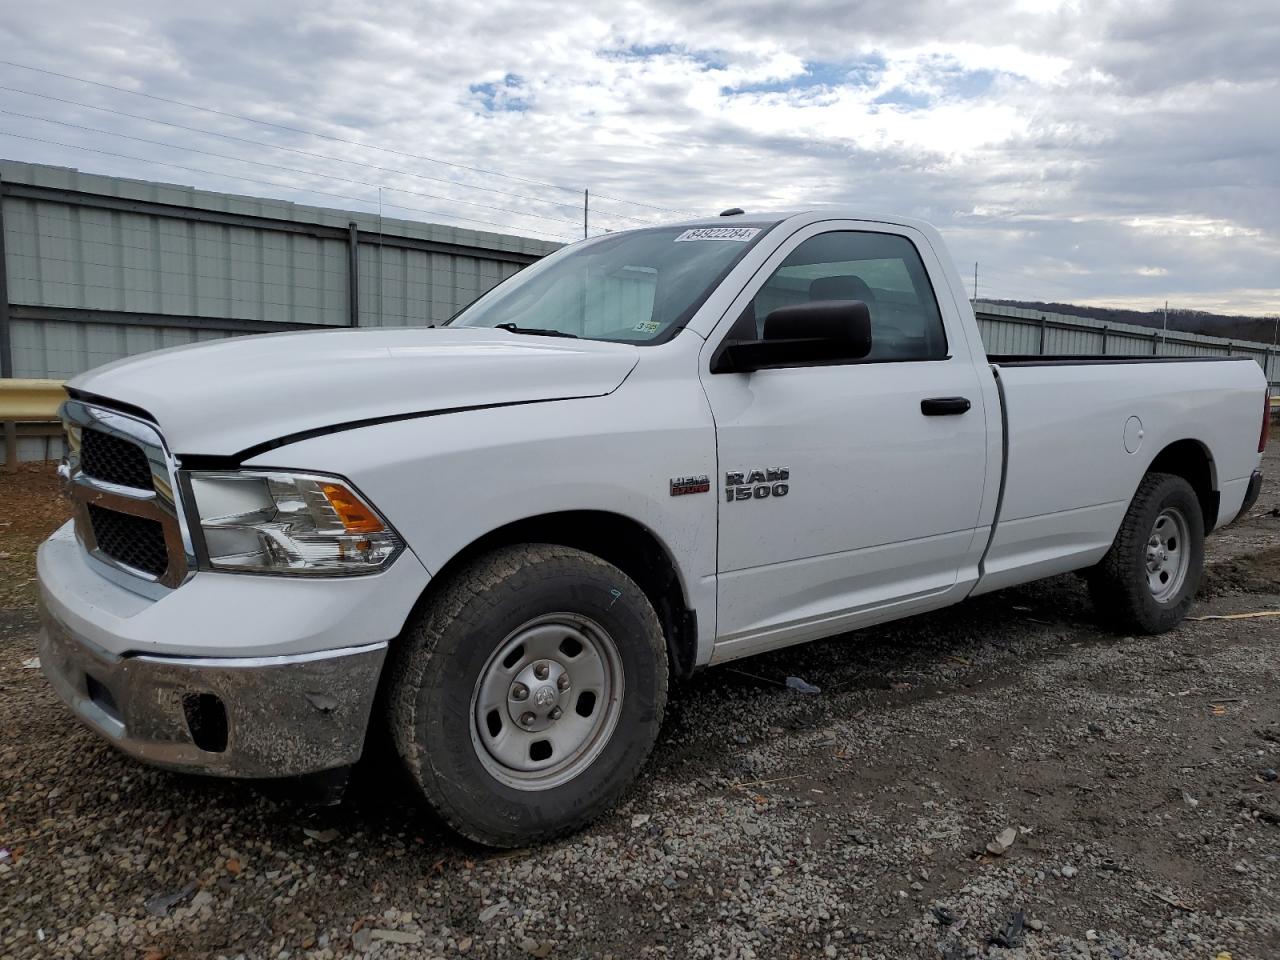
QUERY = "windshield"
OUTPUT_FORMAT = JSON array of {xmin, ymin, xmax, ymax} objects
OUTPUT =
[{"xmin": 449, "ymin": 223, "xmax": 777, "ymax": 343}]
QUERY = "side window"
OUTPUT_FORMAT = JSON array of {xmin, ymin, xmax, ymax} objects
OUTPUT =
[{"xmin": 742, "ymin": 231, "xmax": 948, "ymax": 361}]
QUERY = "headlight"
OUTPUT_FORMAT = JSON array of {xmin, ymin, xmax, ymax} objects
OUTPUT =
[{"xmin": 187, "ymin": 471, "xmax": 403, "ymax": 575}]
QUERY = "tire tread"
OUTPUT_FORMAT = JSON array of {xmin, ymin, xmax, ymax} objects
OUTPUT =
[
  {"xmin": 1088, "ymin": 471, "xmax": 1203, "ymax": 634},
  {"xmin": 385, "ymin": 544, "xmax": 667, "ymax": 846}
]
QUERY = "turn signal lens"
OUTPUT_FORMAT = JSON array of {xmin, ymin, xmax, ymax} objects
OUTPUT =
[{"xmin": 321, "ymin": 482, "xmax": 386, "ymax": 534}]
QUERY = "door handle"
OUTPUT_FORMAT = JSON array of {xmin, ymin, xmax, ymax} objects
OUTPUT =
[{"xmin": 920, "ymin": 397, "xmax": 971, "ymax": 416}]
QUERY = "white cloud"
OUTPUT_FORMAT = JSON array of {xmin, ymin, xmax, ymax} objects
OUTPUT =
[
  {"xmin": 0, "ymin": 0, "xmax": 1274, "ymax": 314},
  {"xmin": 1127, "ymin": 216, "xmax": 1263, "ymax": 241}
]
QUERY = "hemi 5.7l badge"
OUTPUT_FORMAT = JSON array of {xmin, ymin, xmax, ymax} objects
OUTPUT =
[
  {"xmin": 725, "ymin": 468, "xmax": 790, "ymax": 502},
  {"xmin": 670, "ymin": 475, "xmax": 711, "ymax": 496}
]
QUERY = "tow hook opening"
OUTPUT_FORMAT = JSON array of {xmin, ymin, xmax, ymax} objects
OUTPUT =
[
  {"xmin": 85, "ymin": 674, "xmax": 121, "ymax": 723},
  {"xmin": 182, "ymin": 693, "xmax": 229, "ymax": 753}
]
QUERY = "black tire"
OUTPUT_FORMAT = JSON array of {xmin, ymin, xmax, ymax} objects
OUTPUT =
[
  {"xmin": 386, "ymin": 544, "xmax": 667, "ymax": 847},
  {"xmin": 1087, "ymin": 472, "xmax": 1204, "ymax": 634}
]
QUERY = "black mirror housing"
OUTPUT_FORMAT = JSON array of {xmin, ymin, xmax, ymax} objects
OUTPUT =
[
  {"xmin": 712, "ymin": 300, "xmax": 873, "ymax": 373},
  {"xmin": 763, "ymin": 300, "xmax": 872, "ymax": 351}
]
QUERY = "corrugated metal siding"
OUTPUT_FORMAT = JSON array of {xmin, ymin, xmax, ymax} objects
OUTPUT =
[
  {"xmin": 10, "ymin": 318, "xmax": 238, "ymax": 379},
  {"xmin": 356, "ymin": 244, "xmax": 523, "ymax": 327},
  {"xmin": 0, "ymin": 160, "xmax": 557, "ymax": 260},
  {"xmin": 974, "ymin": 301, "xmax": 1278, "ymax": 386},
  {"xmin": 0, "ymin": 161, "xmax": 566, "ymax": 463},
  {"xmin": 0, "ymin": 161, "xmax": 560, "ymax": 387},
  {"xmin": 5, "ymin": 198, "xmax": 351, "ymax": 326}
]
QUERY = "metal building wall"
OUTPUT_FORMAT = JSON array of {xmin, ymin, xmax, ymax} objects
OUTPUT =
[
  {"xmin": 11, "ymin": 318, "xmax": 231, "ymax": 379},
  {"xmin": 0, "ymin": 160, "xmax": 559, "ymax": 384},
  {"xmin": 4, "ymin": 198, "xmax": 351, "ymax": 326},
  {"xmin": 356, "ymin": 243, "xmax": 525, "ymax": 327},
  {"xmin": 0, "ymin": 160, "xmax": 560, "ymax": 461},
  {"xmin": 974, "ymin": 302, "xmax": 1278, "ymax": 387}
]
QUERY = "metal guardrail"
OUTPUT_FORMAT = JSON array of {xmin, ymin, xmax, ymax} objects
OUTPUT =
[
  {"xmin": 0, "ymin": 378, "xmax": 65, "ymax": 418},
  {"xmin": 1, "ymin": 378, "xmax": 64, "ymax": 473}
]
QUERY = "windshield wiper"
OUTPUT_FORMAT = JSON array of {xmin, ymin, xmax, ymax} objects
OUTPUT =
[{"xmin": 493, "ymin": 322, "xmax": 579, "ymax": 339}]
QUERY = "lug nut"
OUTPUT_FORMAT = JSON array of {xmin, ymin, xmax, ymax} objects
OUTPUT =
[
  {"xmin": 511, "ymin": 683, "xmax": 529, "ymax": 701},
  {"xmin": 520, "ymin": 712, "xmax": 536, "ymax": 727},
  {"xmin": 556, "ymin": 674, "xmax": 571, "ymax": 691},
  {"xmin": 549, "ymin": 707, "xmax": 563, "ymax": 721},
  {"xmin": 533, "ymin": 662, "xmax": 550, "ymax": 680}
]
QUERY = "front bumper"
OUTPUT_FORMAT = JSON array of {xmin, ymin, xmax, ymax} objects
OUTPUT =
[
  {"xmin": 34, "ymin": 520, "xmax": 424, "ymax": 780},
  {"xmin": 39, "ymin": 602, "xmax": 387, "ymax": 778}
]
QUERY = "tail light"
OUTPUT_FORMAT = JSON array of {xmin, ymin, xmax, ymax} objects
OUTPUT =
[{"xmin": 1262, "ymin": 386, "xmax": 1272, "ymax": 453}]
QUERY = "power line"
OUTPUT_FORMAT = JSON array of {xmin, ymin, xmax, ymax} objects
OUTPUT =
[
  {"xmin": 0, "ymin": 59, "xmax": 698, "ymax": 217},
  {"xmin": 0, "ymin": 107, "xmax": 585, "ymax": 228},
  {"xmin": 0, "ymin": 83, "xmax": 654, "ymax": 225},
  {"xmin": 0, "ymin": 130, "xmax": 574, "ymax": 241}
]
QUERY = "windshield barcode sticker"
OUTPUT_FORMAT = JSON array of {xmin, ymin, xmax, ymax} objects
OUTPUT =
[{"xmin": 674, "ymin": 227, "xmax": 760, "ymax": 242}]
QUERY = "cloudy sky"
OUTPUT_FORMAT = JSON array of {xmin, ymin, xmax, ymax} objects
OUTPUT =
[{"xmin": 0, "ymin": 0, "xmax": 1277, "ymax": 315}]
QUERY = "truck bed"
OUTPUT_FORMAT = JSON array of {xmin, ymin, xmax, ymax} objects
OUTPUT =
[{"xmin": 973, "ymin": 354, "xmax": 1265, "ymax": 595}]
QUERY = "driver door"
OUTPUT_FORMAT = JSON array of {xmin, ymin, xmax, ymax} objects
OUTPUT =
[{"xmin": 700, "ymin": 222, "xmax": 990, "ymax": 661}]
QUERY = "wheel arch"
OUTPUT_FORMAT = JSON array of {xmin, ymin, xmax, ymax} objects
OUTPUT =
[
  {"xmin": 406, "ymin": 510, "xmax": 699, "ymax": 680},
  {"xmin": 1144, "ymin": 438, "xmax": 1218, "ymax": 528}
]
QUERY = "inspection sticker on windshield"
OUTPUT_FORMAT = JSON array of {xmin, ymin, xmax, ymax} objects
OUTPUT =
[{"xmin": 674, "ymin": 227, "xmax": 760, "ymax": 242}]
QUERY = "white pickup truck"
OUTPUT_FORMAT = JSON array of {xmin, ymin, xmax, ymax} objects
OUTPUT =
[{"xmin": 38, "ymin": 210, "xmax": 1268, "ymax": 846}]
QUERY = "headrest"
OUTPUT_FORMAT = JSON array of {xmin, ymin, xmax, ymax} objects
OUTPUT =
[{"xmin": 809, "ymin": 275, "xmax": 875, "ymax": 303}]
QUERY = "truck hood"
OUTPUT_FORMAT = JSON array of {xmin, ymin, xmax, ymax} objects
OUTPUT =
[{"xmin": 69, "ymin": 327, "xmax": 640, "ymax": 456}]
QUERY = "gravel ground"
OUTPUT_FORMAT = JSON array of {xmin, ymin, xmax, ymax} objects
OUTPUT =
[{"xmin": 2, "ymin": 446, "xmax": 1278, "ymax": 960}]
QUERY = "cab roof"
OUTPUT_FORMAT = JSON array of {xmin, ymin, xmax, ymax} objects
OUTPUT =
[{"xmin": 657, "ymin": 209, "xmax": 941, "ymax": 236}]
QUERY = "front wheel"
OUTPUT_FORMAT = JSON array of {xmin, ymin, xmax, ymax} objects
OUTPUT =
[
  {"xmin": 1087, "ymin": 471, "xmax": 1204, "ymax": 634},
  {"xmin": 386, "ymin": 544, "xmax": 668, "ymax": 847}
]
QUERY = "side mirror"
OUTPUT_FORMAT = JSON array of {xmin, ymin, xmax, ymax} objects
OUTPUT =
[{"xmin": 711, "ymin": 300, "xmax": 873, "ymax": 373}]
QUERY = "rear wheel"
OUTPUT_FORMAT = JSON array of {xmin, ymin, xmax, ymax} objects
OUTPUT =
[
  {"xmin": 1088, "ymin": 472, "xmax": 1204, "ymax": 633},
  {"xmin": 386, "ymin": 544, "xmax": 667, "ymax": 847}
]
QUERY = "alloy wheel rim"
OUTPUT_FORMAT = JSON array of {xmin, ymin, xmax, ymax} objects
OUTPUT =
[
  {"xmin": 1145, "ymin": 506, "xmax": 1190, "ymax": 603},
  {"xmin": 470, "ymin": 613, "xmax": 624, "ymax": 791}
]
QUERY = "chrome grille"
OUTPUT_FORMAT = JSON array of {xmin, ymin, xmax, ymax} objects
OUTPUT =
[
  {"xmin": 86, "ymin": 504, "xmax": 170, "ymax": 578},
  {"xmin": 80, "ymin": 428, "xmax": 155, "ymax": 491},
  {"xmin": 62, "ymin": 400, "xmax": 193, "ymax": 593}
]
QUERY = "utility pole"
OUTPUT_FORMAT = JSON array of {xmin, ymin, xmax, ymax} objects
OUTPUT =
[
  {"xmin": 583, "ymin": 189, "xmax": 588, "ymax": 239},
  {"xmin": 1161, "ymin": 299, "xmax": 1168, "ymax": 353},
  {"xmin": 973, "ymin": 262, "xmax": 978, "ymax": 303}
]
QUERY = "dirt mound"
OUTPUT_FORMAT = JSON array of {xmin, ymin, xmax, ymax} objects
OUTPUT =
[{"xmin": 1201, "ymin": 545, "xmax": 1280, "ymax": 597}]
